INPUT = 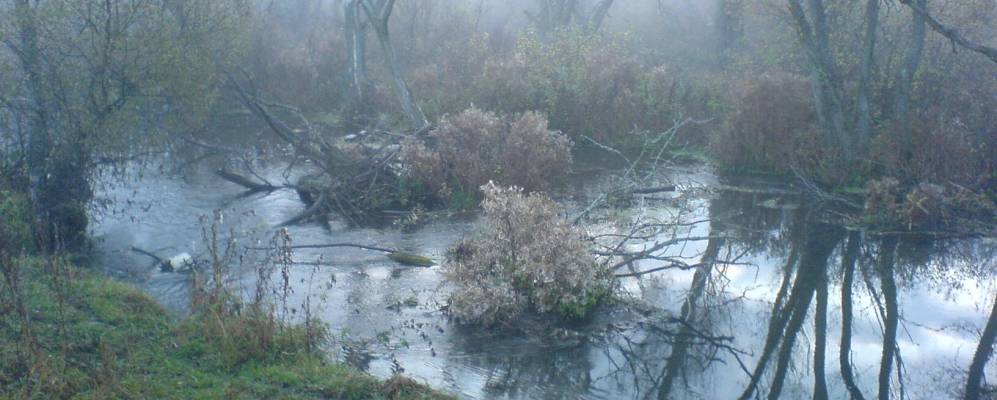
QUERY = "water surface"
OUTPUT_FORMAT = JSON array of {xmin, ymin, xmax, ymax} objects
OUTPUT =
[{"xmin": 90, "ymin": 156, "xmax": 996, "ymax": 399}]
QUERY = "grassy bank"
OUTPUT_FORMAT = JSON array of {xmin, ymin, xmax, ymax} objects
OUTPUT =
[{"xmin": 0, "ymin": 258, "xmax": 450, "ymax": 400}]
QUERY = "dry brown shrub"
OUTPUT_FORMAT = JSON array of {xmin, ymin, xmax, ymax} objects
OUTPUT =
[
  {"xmin": 502, "ymin": 111, "xmax": 574, "ymax": 191},
  {"xmin": 872, "ymin": 117, "xmax": 990, "ymax": 188},
  {"xmin": 401, "ymin": 107, "xmax": 572, "ymax": 201},
  {"xmin": 442, "ymin": 184, "xmax": 611, "ymax": 326},
  {"xmin": 711, "ymin": 73, "xmax": 817, "ymax": 174}
]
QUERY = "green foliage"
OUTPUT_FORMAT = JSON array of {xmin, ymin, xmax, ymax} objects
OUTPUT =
[
  {"xmin": 447, "ymin": 189, "xmax": 481, "ymax": 211},
  {"xmin": 0, "ymin": 259, "xmax": 451, "ymax": 400},
  {"xmin": 0, "ymin": 191, "xmax": 34, "ymax": 254}
]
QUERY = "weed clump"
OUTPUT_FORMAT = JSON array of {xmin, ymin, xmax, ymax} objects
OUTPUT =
[
  {"xmin": 401, "ymin": 108, "xmax": 572, "ymax": 205},
  {"xmin": 442, "ymin": 183, "xmax": 611, "ymax": 326}
]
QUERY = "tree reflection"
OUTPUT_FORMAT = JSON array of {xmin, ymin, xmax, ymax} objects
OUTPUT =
[{"xmin": 657, "ymin": 214, "xmax": 727, "ymax": 399}]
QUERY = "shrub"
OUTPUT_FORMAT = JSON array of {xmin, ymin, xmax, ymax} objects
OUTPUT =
[
  {"xmin": 0, "ymin": 191, "xmax": 34, "ymax": 254},
  {"xmin": 442, "ymin": 183, "xmax": 612, "ymax": 326},
  {"xmin": 401, "ymin": 108, "xmax": 572, "ymax": 204},
  {"xmin": 872, "ymin": 117, "xmax": 991, "ymax": 188},
  {"xmin": 711, "ymin": 73, "xmax": 817, "ymax": 175}
]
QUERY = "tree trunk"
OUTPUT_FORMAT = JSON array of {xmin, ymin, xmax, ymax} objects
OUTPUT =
[
  {"xmin": 14, "ymin": 0, "xmax": 51, "ymax": 211},
  {"xmin": 345, "ymin": 0, "xmax": 370, "ymax": 108},
  {"xmin": 893, "ymin": 0, "xmax": 926, "ymax": 121},
  {"xmin": 965, "ymin": 294, "xmax": 997, "ymax": 400},
  {"xmin": 585, "ymin": 0, "xmax": 614, "ymax": 33},
  {"xmin": 361, "ymin": 0, "xmax": 428, "ymax": 130},
  {"xmin": 856, "ymin": 0, "xmax": 880, "ymax": 152},
  {"xmin": 788, "ymin": 0, "xmax": 852, "ymax": 162},
  {"xmin": 715, "ymin": 0, "xmax": 744, "ymax": 66},
  {"xmin": 372, "ymin": 23, "xmax": 427, "ymax": 129}
]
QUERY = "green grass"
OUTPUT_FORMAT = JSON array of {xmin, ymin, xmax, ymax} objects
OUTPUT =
[{"xmin": 0, "ymin": 259, "xmax": 450, "ymax": 400}]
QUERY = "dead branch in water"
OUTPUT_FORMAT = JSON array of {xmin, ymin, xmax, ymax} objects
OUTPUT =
[
  {"xmin": 129, "ymin": 247, "xmax": 171, "ymax": 272},
  {"xmin": 277, "ymin": 192, "xmax": 328, "ymax": 227},
  {"xmin": 130, "ymin": 246, "xmax": 166, "ymax": 264},
  {"xmin": 227, "ymin": 70, "xmax": 411, "ymax": 226}
]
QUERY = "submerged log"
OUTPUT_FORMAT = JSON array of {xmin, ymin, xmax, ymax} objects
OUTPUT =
[
  {"xmin": 216, "ymin": 169, "xmax": 276, "ymax": 192},
  {"xmin": 386, "ymin": 252, "xmax": 435, "ymax": 267},
  {"xmin": 249, "ymin": 242, "xmax": 435, "ymax": 267},
  {"xmin": 630, "ymin": 185, "xmax": 676, "ymax": 195}
]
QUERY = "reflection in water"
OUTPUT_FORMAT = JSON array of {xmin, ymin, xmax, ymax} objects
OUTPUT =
[
  {"xmin": 877, "ymin": 236, "xmax": 900, "ymax": 400},
  {"xmin": 91, "ymin": 164, "xmax": 996, "ymax": 399},
  {"xmin": 840, "ymin": 231, "xmax": 864, "ymax": 400},
  {"xmin": 657, "ymin": 211, "xmax": 725, "ymax": 400},
  {"xmin": 967, "ymin": 293, "xmax": 997, "ymax": 400},
  {"xmin": 737, "ymin": 208, "xmax": 845, "ymax": 400}
]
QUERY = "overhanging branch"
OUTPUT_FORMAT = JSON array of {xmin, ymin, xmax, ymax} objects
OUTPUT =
[{"xmin": 899, "ymin": 0, "xmax": 997, "ymax": 65}]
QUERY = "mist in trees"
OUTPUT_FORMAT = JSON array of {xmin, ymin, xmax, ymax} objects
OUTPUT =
[{"xmin": 0, "ymin": 0, "xmax": 994, "ymax": 399}]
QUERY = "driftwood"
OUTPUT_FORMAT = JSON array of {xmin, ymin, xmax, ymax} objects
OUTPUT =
[{"xmin": 249, "ymin": 242, "xmax": 435, "ymax": 267}]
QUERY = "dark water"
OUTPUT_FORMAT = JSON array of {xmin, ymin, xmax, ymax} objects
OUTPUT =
[{"xmin": 90, "ymin": 157, "xmax": 996, "ymax": 399}]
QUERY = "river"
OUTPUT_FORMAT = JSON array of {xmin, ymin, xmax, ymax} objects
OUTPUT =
[{"xmin": 89, "ymin": 153, "xmax": 995, "ymax": 400}]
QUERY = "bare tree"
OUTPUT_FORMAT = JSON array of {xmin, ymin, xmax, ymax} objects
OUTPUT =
[
  {"xmin": 898, "ymin": 0, "xmax": 997, "ymax": 65},
  {"xmin": 714, "ymin": 0, "xmax": 745, "ymax": 65},
  {"xmin": 1, "ymin": 0, "xmax": 244, "ymax": 249},
  {"xmin": 855, "ymin": 0, "xmax": 880, "ymax": 151},
  {"xmin": 786, "ymin": 0, "xmax": 853, "ymax": 162},
  {"xmin": 345, "ymin": 0, "xmax": 372, "ymax": 109},
  {"xmin": 893, "ymin": 0, "xmax": 927, "ymax": 121},
  {"xmin": 782, "ymin": 0, "xmax": 991, "ymax": 168},
  {"xmin": 352, "ymin": 0, "xmax": 429, "ymax": 130},
  {"xmin": 525, "ymin": 0, "xmax": 615, "ymax": 35}
]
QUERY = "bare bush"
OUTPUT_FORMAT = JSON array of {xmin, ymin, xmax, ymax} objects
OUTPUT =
[
  {"xmin": 443, "ymin": 183, "xmax": 612, "ymax": 326},
  {"xmin": 401, "ymin": 108, "xmax": 572, "ymax": 202}
]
